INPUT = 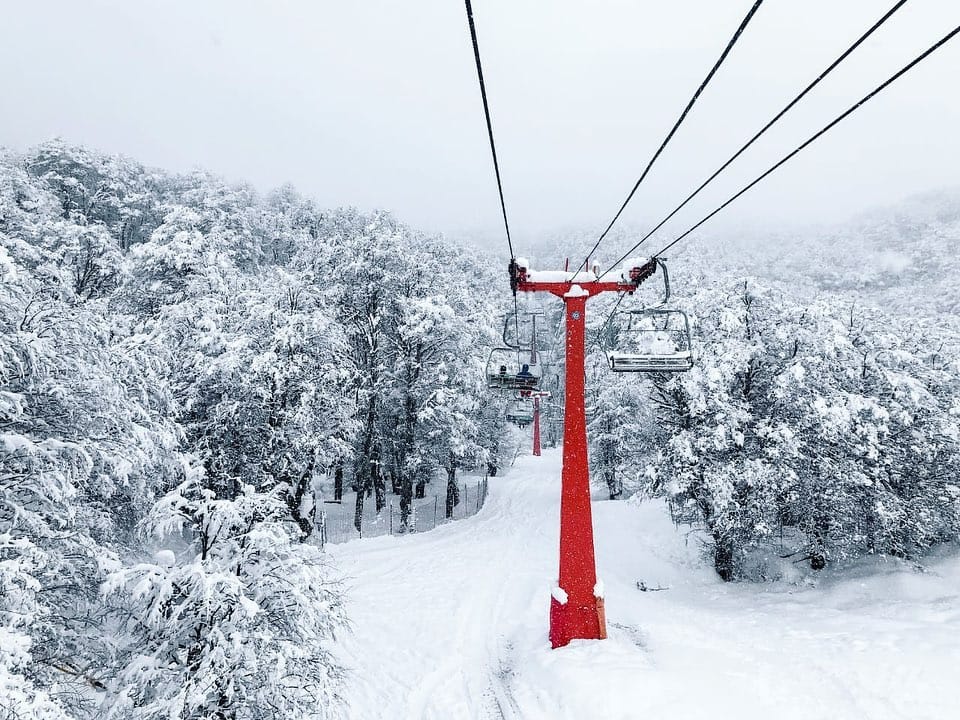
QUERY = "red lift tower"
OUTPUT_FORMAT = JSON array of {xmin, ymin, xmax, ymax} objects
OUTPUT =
[
  {"xmin": 510, "ymin": 256, "xmax": 657, "ymax": 649},
  {"xmin": 521, "ymin": 389, "xmax": 550, "ymax": 457},
  {"xmin": 533, "ymin": 394, "xmax": 542, "ymax": 457}
]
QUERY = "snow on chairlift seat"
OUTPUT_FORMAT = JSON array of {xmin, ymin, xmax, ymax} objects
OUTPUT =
[
  {"xmin": 605, "ymin": 309, "xmax": 694, "ymax": 373},
  {"xmin": 607, "ymin": 349, "xmax": 693, "ymax": 372}
]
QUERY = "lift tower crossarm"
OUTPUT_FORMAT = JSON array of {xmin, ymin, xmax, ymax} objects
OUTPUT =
[
  {"xmin": 510, "ymin": 257, "xmax": 656, "ymax": 298},
  {"xmin": 507, "ymin": 257, "xmax": 657, "ymax": 648}
]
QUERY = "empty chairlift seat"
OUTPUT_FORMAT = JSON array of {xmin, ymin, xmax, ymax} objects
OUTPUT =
[
  {"xmin": 605, "ymin": 309, "xmax": 694, "ymax": 373},
  {"xmin": 505, "ymin": 398, "xmax": 535, "ymax": 427}
]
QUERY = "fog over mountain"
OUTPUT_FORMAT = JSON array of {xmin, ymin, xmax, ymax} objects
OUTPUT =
[{"xmin": 2, "ymin": 1, "xmax": 959, "ymax": 244}]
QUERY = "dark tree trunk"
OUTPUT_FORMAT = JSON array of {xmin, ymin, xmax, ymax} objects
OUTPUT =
[
  {"xmin": 487, "ymin": 461, "xmax": 498, "ymax": 477},
  {"xmin": 445, "ymin": 461, "xmax": 460, "ymax": 518},
  {"xmin": 605, "ymin": 467, "xmax": 621, "ymax": 500},
  {"xmin": 371, "ymin": 444, "xmax": 385, "ymax": 513},
  {"xmin": 400, "ymin": 476, "xmax": 413, "ymax": 528},
  {"xmin": 809, "ymin": 526, "xmax": 827, "ymax": 570},
  {"xmin": 353, "ymin": 484, "xmax": 364, "ymax": 534},
  {"xmin": 333, "ymin": 464, "xmax": 343, "ymax": 502},
  {"xmin": 415, "ymin": 479, "xmax": 426, "ymax": 499},
  {"xmin": 353, "ymin": 389, "xmax": 378, "ymax": 534},
  {"xmin": 713, "ymin": 533, "xmax": 736, "ymax": 582},
  {"xmin": 601, "ymin": 422, "xmax": 620, "ymax": 500},
  {"xmin": 285, "ymin": 464, "xmax": 315, "ymax": 541},
  {"xmin": 390, "ymin": 471, "xmax": 401, "ymax": 495}
]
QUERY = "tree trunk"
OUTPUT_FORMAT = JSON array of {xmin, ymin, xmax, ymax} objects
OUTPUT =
[
  {"xmin": 415, "ymin": 479, "xmax": 426, "ymax": 499},
  {"xmin": 605, "ymin": 467, "xmax": 621, "ymax": 500},
  {"xmin": 333, "ymin": 465, "xmax": 343, "ymax": 502},
  {"xmin": 713, "ymin": 532, "xmax": 736, "ymax": 581},
  {"xmin": 400, "ymin": 476, "xmax": 413, "ymax": 529},
  {"xmin": 371, "ymin": 444, "xmax": 385, "ymax": 513},
  {"xmin": 445, "ymin": 463, "xmax": 460, "ymax": 518},
  {"xmin": 353, "ymin": 486, "xmax": 364, "ymax": 534},
  {"xmin": 285, "ymin": 465, "xmax": 315, "ymax": 541}
]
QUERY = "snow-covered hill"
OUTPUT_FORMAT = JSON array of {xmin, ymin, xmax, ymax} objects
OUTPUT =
[
  {"xmin": 523, "ymin": 189, "xmax": 960, "ymax": 319},
  {"xmin": 333, "ymin": 449, "xmax": 960, "ymax": 720}
]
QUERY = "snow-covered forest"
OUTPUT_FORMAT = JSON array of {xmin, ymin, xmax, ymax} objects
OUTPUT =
[
  {"xmin": 0, "ymin": 141, "xmax": 513, "ymax": 718},
  {"xmin": 518, "ymin": 204, "xmax": 960, "ymax": 580},
  {"xmin": 3, "ymin": 140, "xmax": 960, "ymax": 718}
]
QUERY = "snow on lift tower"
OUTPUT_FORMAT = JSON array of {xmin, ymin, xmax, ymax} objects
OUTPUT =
[{"xmin": 604, "ymin": 259, "xmax": 694, "ymax": 373}]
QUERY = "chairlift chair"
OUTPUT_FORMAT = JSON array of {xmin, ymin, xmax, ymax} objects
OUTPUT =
[
  {"xmin": 505, "ymin": 398, "xmax": 535, "ymax": 427},
  {"xmin": 486, "ymin": 347, "xmax": 542, "ymax": 390},
  {"xmin": 605, "ymin": 308, "xmax": 694, "ymax": 373}
]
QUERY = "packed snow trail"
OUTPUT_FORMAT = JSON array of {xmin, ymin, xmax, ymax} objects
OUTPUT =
[{"xmin": 332, "ymin": 449, "xmax": 960, "ymax": 720}]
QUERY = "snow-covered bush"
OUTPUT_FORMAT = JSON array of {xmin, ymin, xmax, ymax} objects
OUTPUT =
[
  {"xmin": 650, "ymin": 279, "xmax": 960, "ymax": 579},
  {"xmin": 103, "ymin": 462, "xmax": 345, "ymax": 719}
]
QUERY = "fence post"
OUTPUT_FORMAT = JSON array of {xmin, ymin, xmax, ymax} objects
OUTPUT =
[
  {"xmin": 476, "ymin": 481, "xmax": 481, "ymax": 511},
  {"xmin": 463, "ymin": 483, "xmax": 467, "ymax": 517},
  {"xmin": 389, "ymin": 501, "xmax": 393, "ymax": 535},
  {"xmin": 412, "ymin": 503, "xmax": 417, "ymax": 532},
  {"xmin": 434, "ymin": 496, "xmax": 438, "ymax": 529}
]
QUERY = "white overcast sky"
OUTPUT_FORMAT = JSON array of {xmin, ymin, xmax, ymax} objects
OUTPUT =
[{"xmin": 2, "ymin": 0, "xmax": 959, "ymax": 253}]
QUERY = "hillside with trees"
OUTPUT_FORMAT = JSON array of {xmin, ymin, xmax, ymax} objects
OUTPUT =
[
  {"xmin": 0, "ymin": 141, "xmax": 509, "ymax": 719},
  {"xmin": 546, "ymin": 194, "xmax": 960, "ymax": 580}
]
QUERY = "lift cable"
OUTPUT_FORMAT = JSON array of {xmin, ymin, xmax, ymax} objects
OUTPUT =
[
  {"xmin": 644, "ymin": 22, "xmax": 960, "ymax": 263},
  {"xmin": 594, "ymin": 16, "xmax": 956, "ymax": 351},
  {"xmin": 597, "ymin": 0, "xmax": 909, "ymax": 276},
  {"xmin": 573, "ymin": 0, "xmax": 766, "ymax": 276},
  {"xmin": 464, "ymin": 0, "xmax": 515, "ymax": 259},
  {"xmin": 462, "ymin": 0, "xmax": 523, "ymax": 357}
]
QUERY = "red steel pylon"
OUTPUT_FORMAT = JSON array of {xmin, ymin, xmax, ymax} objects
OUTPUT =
[
  {"xmin": 511, "ymin": 257, "xmax": 656, "ymax": 648},
  {"xmin": 532, "ymin": 396, "xmax": 542, "ymax": 457}
]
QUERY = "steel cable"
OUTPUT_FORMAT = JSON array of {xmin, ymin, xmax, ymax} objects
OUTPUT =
[
  {"xmin": 649, "ymin": 22, "xmax": 960, "ymax": 261},
  {"xmin": 462, "ymin": 0, "xmax": 523, "ymax": 361},
  {"xmin": 574, "ymin": 0, "xmax": 766, "ymax": 276},
  {"xmin": 598, "ymin": 0, "xmax": 909, "ymax": 277}
]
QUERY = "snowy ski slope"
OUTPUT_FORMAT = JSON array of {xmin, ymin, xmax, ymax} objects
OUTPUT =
[{"xmin": 332, "ymin": 449, "xmax": 959, "ymax": 720}]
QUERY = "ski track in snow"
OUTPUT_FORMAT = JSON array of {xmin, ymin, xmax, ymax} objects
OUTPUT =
[{"xmin": 331, "ymin": 449, "xmax": 960, "ymax": 720}]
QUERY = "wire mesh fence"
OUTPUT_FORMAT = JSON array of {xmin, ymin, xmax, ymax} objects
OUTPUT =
[{"xmin": 319, "ymin": 477, "xmax": 490, "ymax": 547}]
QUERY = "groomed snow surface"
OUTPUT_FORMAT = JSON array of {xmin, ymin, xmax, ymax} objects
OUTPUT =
[{"xmin": 332, "ymin": 449, "xmax": 959, "ymax": 720}]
